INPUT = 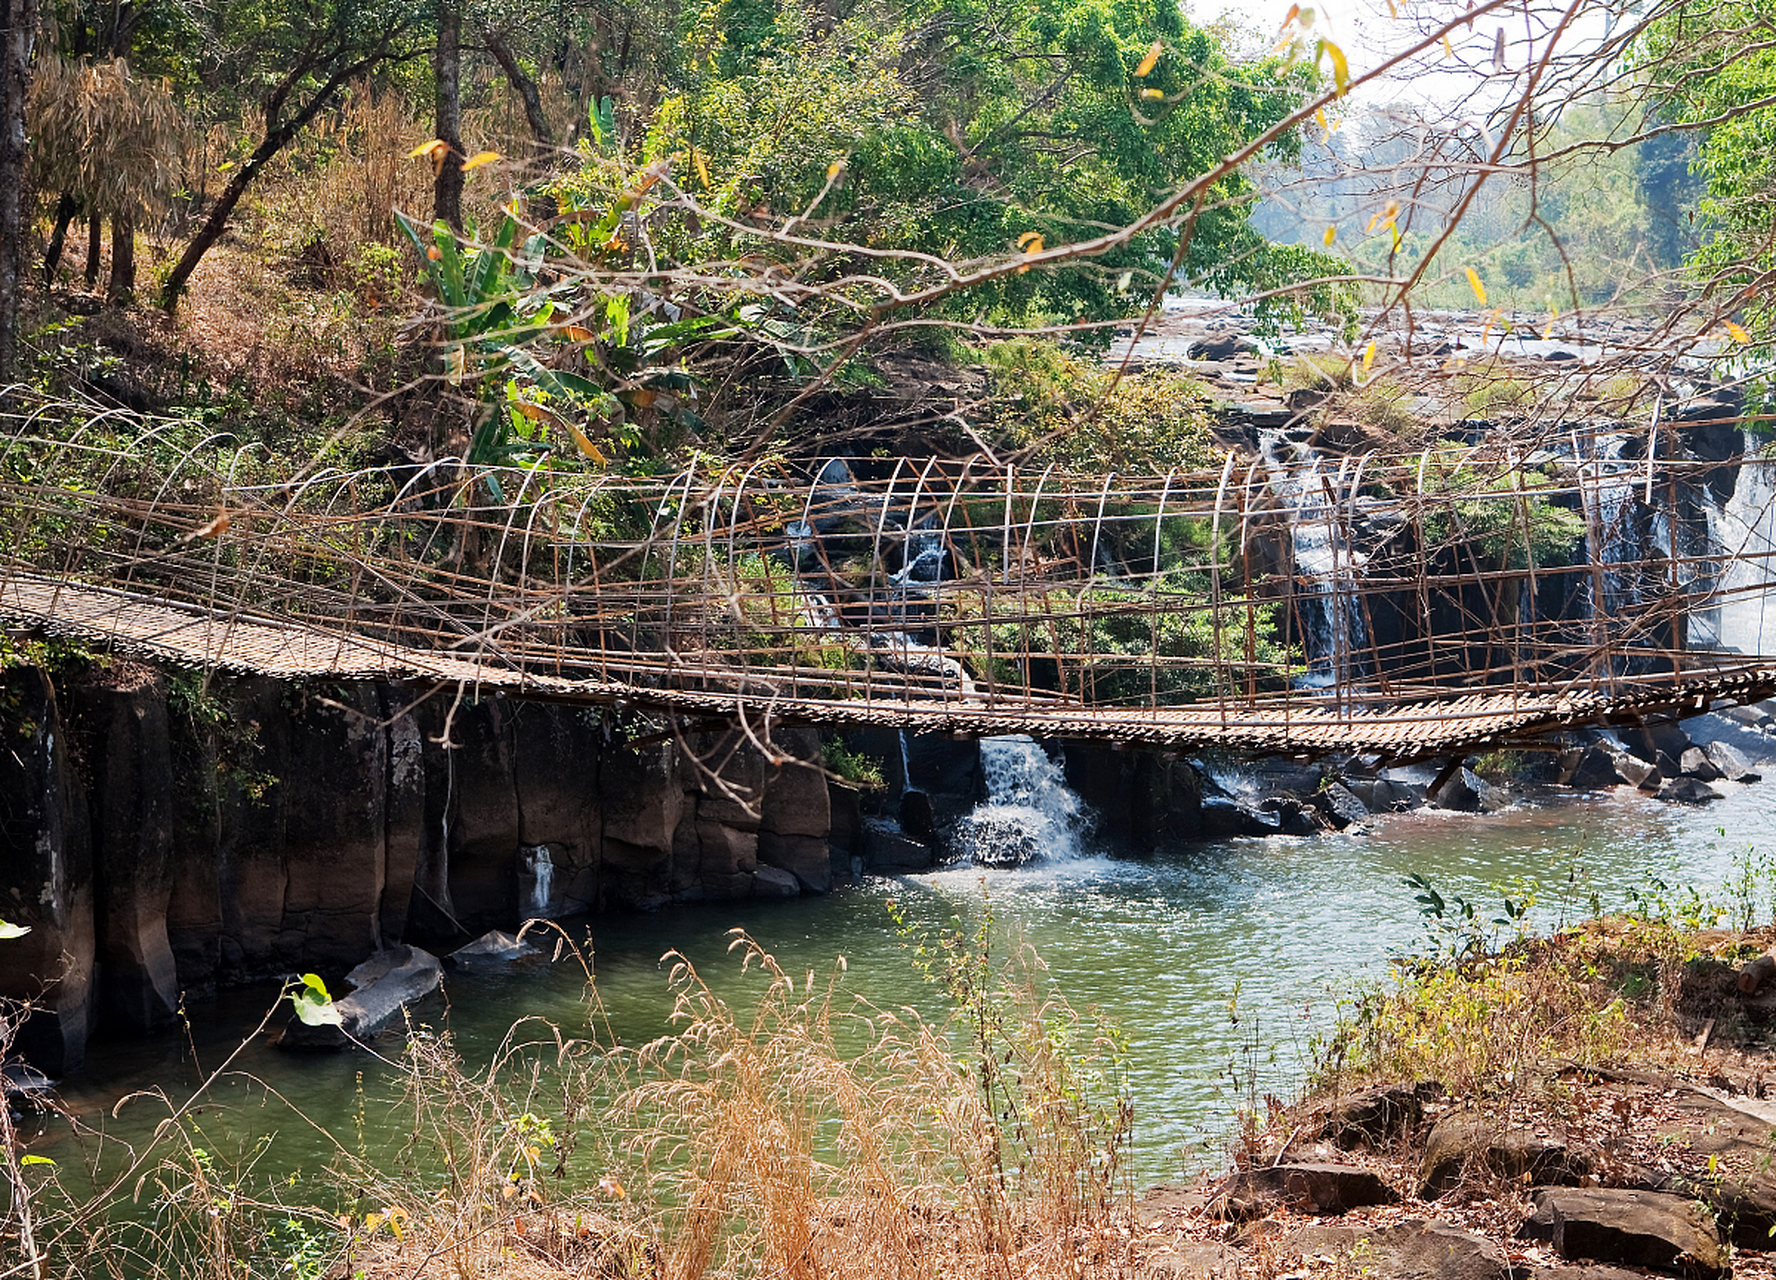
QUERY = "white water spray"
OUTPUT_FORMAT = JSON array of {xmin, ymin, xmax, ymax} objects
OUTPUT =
[{"xmin": 950, "ymin": 736, "xmax": 1093, "ymax": 867}]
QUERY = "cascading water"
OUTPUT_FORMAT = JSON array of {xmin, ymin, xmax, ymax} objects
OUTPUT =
[
  {"xmin": 519, "ymin": 844, "xmax": 555, "ymax": 917},
  {"xmin": 1706, "ymin": 439, "xmax": 1776, "ymax": 653},
  {"xmin": 949, "ymin": 735, "xmax": 1093, "ymax": 867},
  {"xmin": 1261, "ymin": 431, "xmax": 1369, "ymax": 691}
]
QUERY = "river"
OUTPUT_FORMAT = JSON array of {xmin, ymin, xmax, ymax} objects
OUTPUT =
[{"xmin": 28, "ymin": 754, "xmax": 1776, "ymax": 1200}]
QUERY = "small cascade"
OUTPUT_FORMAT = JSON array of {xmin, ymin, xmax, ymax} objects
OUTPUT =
[
  {"xmin": 1707, "ymin": 441, "xmax": 1776, "ymax": 653},
  {"xmin": 949, "ymin": 736, "xmax": 1093, "ymax": 867},
  {"xmin": 1261, "ymin": 431, "xmax": 1369, "ymax": 691},
  {"xmin": 519, "ymin": 844, "xmax": 555, "ymax": 918}
]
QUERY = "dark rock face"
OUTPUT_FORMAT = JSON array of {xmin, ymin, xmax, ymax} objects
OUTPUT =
[
  {"xmin": 1536, "ymin": 1187, "xmax": 1727, "ymax": 1279},
  {"xmin": 0, "ymin": 666, "xmax": 841, "ymax": 1065},
  {"xmin": 1314, "ymin": 782, "xmax": 1371, "ymax": 831},
  {"xmin": 1657, "ymin": 776, "xmax": 1722, "ymax": 805},
  {"xmin": 0, "ymin": 670, "xmax": 95, "ymax": 1072}
]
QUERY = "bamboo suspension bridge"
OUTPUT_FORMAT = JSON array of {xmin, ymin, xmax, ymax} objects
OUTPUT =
[{"xmin": 4, "ymin": 408, "xmax": 1776, "ymax": 764}]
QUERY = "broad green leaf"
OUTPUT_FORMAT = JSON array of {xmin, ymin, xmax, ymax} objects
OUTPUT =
[
  {"xmin": 0, "ymin": 920, "xmax": 29, "ymax": 939},
  {"xmin": 21, "ymin": 1155, "xmax": 55, "ymax": 1167},
  {"xmin": 291, "ymin": 973, "xmax": 343, "ymax": 1027}
]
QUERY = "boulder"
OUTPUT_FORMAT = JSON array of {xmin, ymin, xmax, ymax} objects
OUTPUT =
[
  {"xmin": 277, "ymin": 945, "xmax": 443, "ymax": 1051},
  {"xmin": 1259, "ymin": 796, "xmax": 1322, "ymax": 836},
  {"xmin": 752, "ymin": 865, "xmax": 801, "ymax": 898},
  {"xmin": 1705, "ymin": 740, "xmax": 1759, "ymax": 783},
  {"xmin": 447, "ymin": 929, "xmax": 538, "ymax": 971},
  {"xmin": 1621, "ymin": 723, "xmax": 1693, "ymax": 768},
  {"xmin": 1323, "ymin": 1083, "xmax": 1423, "ymax": 1149},
  {"xmin": 1419, "ymin": 1112, "xmax": 1590, "ymax": 1196},
  {"xmin": 1656, "ymin": 776, "xmax": 1722, "ymax": 805},
  {"xmin": 862, "ymin": 817, "xmax": 931, "ymax": 872},
  {"xmin": 1200, "ymin": 796, "xmax": 1282, "ymax": 839},
  {"xmin": 1215, "ymin": 1161, "xmax": 1399, "ymax": 1218},
  {"xmin": 1285, "ymin": 1220, "xmax": 1514, "ymax": 1280},
  {"xmin": 1428, "ymin": 767, "xmax": 1503, "ymax": 813},
  {"xmin": 1679, "ymin": 747, "xmax": 1723, "ymax": 781},
  {"xmin": 1608, "ymin": 751, "xmax": 1662, "ymax": 790},
  {"xmin": 1313, "ymin": 782, "xmax": 1371, "ymax": 832},
  {"xmin": 1566, "ymin": 747, "xmax": 1622, "ymax": 791},
  {"xmin": 1535, "ymin": 1187, "xmax": 1726, "ymax": 1279}
]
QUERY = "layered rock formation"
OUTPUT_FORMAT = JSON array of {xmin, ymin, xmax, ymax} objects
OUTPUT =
[{"xmin": 0, "ymin": 661, "xmax": 833, "ymax": 1072}]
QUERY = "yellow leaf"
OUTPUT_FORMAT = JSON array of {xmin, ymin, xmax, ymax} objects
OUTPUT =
[
  {"xmin": 445, "ymin": 345, "xmax": 464, "ymax": 386},
  {"xmin": 693, "ymin": 148, "xmax": 712, "ymax": 188},
  {"xmin": 512, "ymin": 401, "xmax": 545, "ymax": 420},
  {"xmin": 826, "ymin": 158, "xmax": 845, "ymax": 180},
  {"xmin": 1726, "ymin": 319, "xmax": 1752, "ymax": 343},
  {"xmin": 598, "ymin": 1175, "xmax": 627, "ymax": 1200},
  {"xmin": 1442, "ymin": 33, "xmax": 1454, "ymax": 59},
  {"xmin": 1542, "ymin": 306, "xmax": 1559, "ymax": 340},
  {"xmin": 1362, "ymin": 340, "xmax": 1376, "ymax": 373},
  {"xmin": 1016, "ymin": 230, "xmax": 1044, "ymax": 252},
  {"xmin": 409, "ymin": 138, "xmax": 448, "ymax": 159},
  {"xmin": 567, "ymin": 422, "xmax": 608, "ymax": 464},
  {"xmin": 1279, "ymin": 4, "xmax": 1300, "ymax": 32},
  {"xmin": 1136, "ymin": 39, "xmax": 1163, "ymax": 77},
  {"xmin": 1140, "ymin": 87, "xmax": 1164, "ymax": 100},
  {"xmin": 1385, "ymin": 0, "xmax": 1396, "ymax": 14},
  {"xmin": 1315, "ymin": 108, "xmax": 1329, "ymax": 131},
  {"xmin": 460, "ymin": 150, "xmax": 501, "ymax": 172},
  {"xmin": 1321, "ymin": 38, "xmax": 1349, "ymax": 96},
  {"xmin": 1323, "ymin": 224, "xmax": 1336, "ymax": 247},
  {"xmin": 503, "ymin": 1183, "xmax": 519, "ymax": 1200},
  {"xmin": 562, "ymin": 325, "xmax": 597, "ymax": 343},
  {"xmin": 1465, "ymin": 267, "xmax": 1487, "ymax": 306}
]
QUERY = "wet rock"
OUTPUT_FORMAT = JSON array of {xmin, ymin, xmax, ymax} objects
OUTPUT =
[
  {"xmin": 2, "ymin": 1060, "xmax": 55, "ymax": 1101},
  {"xmin": 277, "ymin": 945, "xmax": 443, "ymax": 1051},
  {"xmin": 862, "ymin": 817, "xmax": 931, "ymax": 872},
  {"xmin": 1342, "ymin": 776, "xmax": 1422, "ymax": 813},
  {"xmin": 1428, "ymin": 767, "xmax": 1503, "ymax": 813},
  {"xmin": 1199, "ymin": 796, "xmax": 1281, "ymax": 839},
  {"xmin": 1609, "ymin": 751, "xmax": 1661, "ymax": 790},
  {"xmin": 1534, "ymin": 1187, "xmax": 1726, "ymax": 1279},
  {"xmin": 447, "ymin": 929, "xmax": 538, "ymax": 971},
  {"xmin": 1260, "ymin": 795, "xmax": 1322, "ymax": 836},
  {"xmin": 1419, "ymin": 1112, "xmax": 1590, "ymax": 1197},
  {"xmin": 1656, "ymin": 776, "xmax": 1722, "ymax": 805},
  {"xmin": 1323, "ymin": 1083, "xmax": 1422, "ymax": 1148},
  {"xmin": 757, "ymin": 728, "xmax": 832, "ymax": 893},
  {"xmin": 1704, "ymin": 740, "xmax": 1759, "ymax": 783},
  {"xmin": 1621, "ymin": 723, "xmax": 1693, "ymax": 767},
  {"xmin": 1286, "ymin": 1220, "xmax": 1514, "ymax": 1280},
  {"xmin": 1215, "ymin": 1162, "xmax": 1399, "ymax": 1218},
  {"xmin": 1314, "ymin": 782, "xmax": 1371, "ymax": 831},
  {"xmin": 752, "ymin": 865, "xmax": 801, "ymax": 898},
  {"xmin": 1679, "ymin": 747, "xmax": 1723, "ymax": 782},
  {"xmin": 1566, "ymin": 747, "xmax": 1622, "ymax": 791}
]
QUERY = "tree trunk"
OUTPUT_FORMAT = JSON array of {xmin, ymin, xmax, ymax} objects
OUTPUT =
[
  {"xmin": 483, "ymin": 28, "xmax": 552, "ymax": 163},
  {"xmin": 43, "ymin": 193, "xmax": 77, "ymax": 282},
  {"xmin": 107, "ymin": 206, "xmax": 134, "ymax": 305},
  {"xmin": 0, "ymin": 0, "xmax": 38, "ymax": 385},
  {"xmin": 432, "ymin": 0, "xmax": 463, "ymax": 230},
  {"xmin": 84, "ymin": 210, "xmax": 101, "ymax": 288}
]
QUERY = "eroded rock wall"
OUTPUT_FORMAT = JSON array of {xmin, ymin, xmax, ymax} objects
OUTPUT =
[{"xmin": 0, "ymin": 664, "xmax": 835, "ymax": 1070}]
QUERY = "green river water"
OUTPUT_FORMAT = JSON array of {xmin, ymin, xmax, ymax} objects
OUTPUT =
[{"xmin": 28, "ymin": 764, "xmax": 1776, "ymax": 1200}]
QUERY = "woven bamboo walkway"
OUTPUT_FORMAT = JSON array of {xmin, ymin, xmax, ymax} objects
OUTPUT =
[{"xmin": 8, "ymin": 573, "xmax": 1774, "ymax": 761}]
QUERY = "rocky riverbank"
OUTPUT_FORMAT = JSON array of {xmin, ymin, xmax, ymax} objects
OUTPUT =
[{"xmin": 1133, "ymin": 924, "xmax": 1776, "ymax": 1279}]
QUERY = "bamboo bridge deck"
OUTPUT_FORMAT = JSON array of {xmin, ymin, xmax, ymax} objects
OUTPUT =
[
  {"xmin": 5, "ymin": 414, "xmax": 1776, "ymax": 764},
  {"xmin": 6, "ymin": 573, "xmax": 1774, "ymax": 762}
]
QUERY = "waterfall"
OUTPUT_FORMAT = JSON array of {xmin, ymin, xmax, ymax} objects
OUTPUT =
[
  {"xmin": 1261, "ymin": 431, "xmax": 1368, "ymax": 690},
  {"xmin": 520, "ymin": 844, "xmax": 555, "ymax": 917},
  {"xmin": 1707, "ymin": 441, "xmax": 1776, "ymax": 654},
  {"xmin": 949, "ymin": 736, "xmax": 1093, "ymax": 867}
]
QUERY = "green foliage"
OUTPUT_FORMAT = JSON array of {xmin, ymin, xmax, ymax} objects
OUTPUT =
[
  {"xmin": 981, "ymin": 338, "xmax": 1218, "ymax": 472},
  {"xmin": 646, "ymin": 0, "xmax": 1324, "ymax": 329},
  {"xmin": 823, "ymin": 738, "xmax": 886, "ymax": 790},
  {"xmin": 1413, "ymin": 453, "xmax": 1586, "ymax": 572},
  {"xmin": 289, "ymin": 972, "xmax": 342, "ymax": 1027}
]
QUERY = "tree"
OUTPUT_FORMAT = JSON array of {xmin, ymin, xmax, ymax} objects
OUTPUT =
[
  {"xmin": 28, "ymin": 56, "xmax": 183, "ymax": 302},
  {"xmin": 0, "ymin": 0, "xmax": 35, "ymax": 383},
  {"xmin": 156, "ymin": 0, "xmax": 419, "ymax": 313}
]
